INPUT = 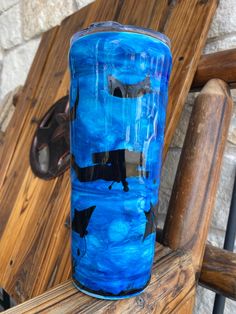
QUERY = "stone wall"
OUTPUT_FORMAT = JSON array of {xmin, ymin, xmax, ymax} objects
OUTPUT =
[{"xmin": 0, "ymin": 0, "xmax": 235, "ymax": 312}]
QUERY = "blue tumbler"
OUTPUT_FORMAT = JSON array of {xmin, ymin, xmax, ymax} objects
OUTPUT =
[{"xmin": 69, "ymin": 21, "xmax": 172, "ymax": 299}]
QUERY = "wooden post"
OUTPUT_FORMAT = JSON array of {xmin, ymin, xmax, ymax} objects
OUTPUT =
[
  {"xmin": 163, "ymin": 79, "xmax": 232, "ymax": 274},
  {"xmin": 199, "ymin": 244, "xmax": 236, "ymax": 300},
  {"xmin": 192, "ymin": 48, "xmax": 236, "ymax": 90}
]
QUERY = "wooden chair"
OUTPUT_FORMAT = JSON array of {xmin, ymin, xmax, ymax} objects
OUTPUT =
[
  {"xmin": 1, "ymin": 0, "xmax": 236, "ymax": 313},
  {"xmin": 3, "ymin": 77, "xmax": 235, "ymax": 313}
]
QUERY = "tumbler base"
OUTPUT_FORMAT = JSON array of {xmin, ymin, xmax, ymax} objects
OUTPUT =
[{"xmin": 72, "ymin": 277, "xmax": 150, "ymax": 300}]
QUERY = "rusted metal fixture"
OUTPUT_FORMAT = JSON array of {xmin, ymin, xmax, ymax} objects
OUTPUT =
[{"xmin": 30, "ymin": 95, "xmax": 70, "ymax": 180}]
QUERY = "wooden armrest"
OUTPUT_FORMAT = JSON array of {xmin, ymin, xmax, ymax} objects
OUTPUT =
[
  {"xmin": 158, "ymin": 228, "xmax": 236, "ymax": 301},
  {"xmin": 4, "ymin": 244, "xmax": 195, "ymax": 314},
  {"xmin": 199, "ymin": 244, "xmax": 236, "ymax": 300}
]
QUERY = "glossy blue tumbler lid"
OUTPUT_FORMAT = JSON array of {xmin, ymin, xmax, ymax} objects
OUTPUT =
[{"xmin": 71, "ymin": 21, "xmax": 171, "ymax": 48}]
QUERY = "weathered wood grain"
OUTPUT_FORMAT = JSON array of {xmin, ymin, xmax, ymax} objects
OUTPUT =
[
  {"xmin": 163, "ymin": 79, "xmax": 233, "ymax": 274},
  {"xmin": 192, "ymin": 48, "xmax": 236, "ymax": 90},
  {"xmin": 199, "ymin": 244, "xmax": 236, "ymax": 300},
  {"xmin": 158, "ymin": 224, "xmax": 236, "ymax": 302},
  {"xmin": 0, "ymin": 0, "xmax": 218, "ymax": 305},
  {"xmin": 162, "ymin": 0, "xmax": 218, "ymax": 157},
  {"xmin": 4, "ymin": 244, "xmax": 195, "ymax": 314},
  {"xmin": 0, "ymin": 26, "xmax": 60, "ymax": 236},
  {"xmin": 171, "ymin": 291, "xmax": 196, "ymax": 314}
]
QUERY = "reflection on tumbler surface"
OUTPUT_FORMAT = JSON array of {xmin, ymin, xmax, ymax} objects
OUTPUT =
[{"xmin": 69, "ymin": 24, "xmax": 172, "ymax": 299}]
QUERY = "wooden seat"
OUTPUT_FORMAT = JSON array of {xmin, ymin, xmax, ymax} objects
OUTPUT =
[{"xmin": 2, "ymin": 0, "xmax": 232, "ymax": 313}]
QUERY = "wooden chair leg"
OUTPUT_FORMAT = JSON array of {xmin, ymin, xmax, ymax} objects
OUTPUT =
[{"xmin": 162, "ymin": 79, "xmax": 232, "ymax": 311}]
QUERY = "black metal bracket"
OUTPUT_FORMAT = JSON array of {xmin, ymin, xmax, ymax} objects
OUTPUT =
[
  {"xmin": 30, "ymin": 95, "xmax": 70, "ymax": 180},
  {"xmin": 0, "ymin": 289, "xmax": 11, "ymax": 310}
]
